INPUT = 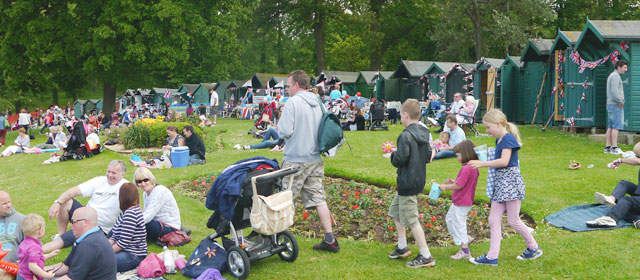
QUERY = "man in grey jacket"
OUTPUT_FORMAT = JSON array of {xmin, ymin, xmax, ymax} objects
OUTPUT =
[
  {"xmin": 278, "ymin": 70, "xmax": 339, "ymax": 253},
  {"xmin": 605, "ymin": 60, "xmax": 628, "ymax": 155},
  {"xmin": 0, "ymin": 191, "xmax": 24, "ymax": 265}
]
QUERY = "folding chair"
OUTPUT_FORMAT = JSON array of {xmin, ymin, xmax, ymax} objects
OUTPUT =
[{"xmin": 458, "ymin": 99, "xmax": 480, "ymax": 136}]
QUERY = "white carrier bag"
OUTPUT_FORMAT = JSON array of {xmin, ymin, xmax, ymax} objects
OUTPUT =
[{"xmin": 250, "ymin": 168, "xmax": 296, "ymax": 235}]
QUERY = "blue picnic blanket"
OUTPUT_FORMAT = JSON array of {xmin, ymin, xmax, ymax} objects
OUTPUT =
[{"xmin": 545, "ymin": 204, "xmax": 634, "ymax": 232}]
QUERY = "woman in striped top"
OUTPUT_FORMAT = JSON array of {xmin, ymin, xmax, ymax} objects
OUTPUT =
[{"xmin": 109, "ymin": 182, "xmax": 148, "ymax": 272}]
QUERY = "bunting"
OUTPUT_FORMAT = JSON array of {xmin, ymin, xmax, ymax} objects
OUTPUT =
[{"xmin": 569, "ymin": 42, "xmax": 629, "ymax": 73}]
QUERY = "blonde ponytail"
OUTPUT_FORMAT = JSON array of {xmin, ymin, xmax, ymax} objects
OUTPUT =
[{"xmin": 505, "ymin": 121, "xmax": 522, "ymax": 145}]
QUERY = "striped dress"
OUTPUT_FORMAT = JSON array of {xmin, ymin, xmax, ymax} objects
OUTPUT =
[{"xmin": 111, "ymin": 206, "xmax": 147, "ymax": 256}]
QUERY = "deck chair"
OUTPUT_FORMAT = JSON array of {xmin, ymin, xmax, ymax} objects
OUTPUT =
[{"xmin": 457, "ymin": 99, "xmax": 480, "ymax": 136}]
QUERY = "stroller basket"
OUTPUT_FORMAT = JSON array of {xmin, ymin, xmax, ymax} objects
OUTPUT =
[{"xmin": 249, "ymin": 167, "xmax": 298, "ymax": 235}]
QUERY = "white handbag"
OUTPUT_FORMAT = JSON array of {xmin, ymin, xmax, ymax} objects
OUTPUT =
[{"xmin": 249, "ymin": 170, "xmax": 295, "ymax": 235}]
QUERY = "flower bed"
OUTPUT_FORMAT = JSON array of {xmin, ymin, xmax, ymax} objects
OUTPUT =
[{"xmin": 169, "ymin": 176, "xmax": 534, "ymax": 246}]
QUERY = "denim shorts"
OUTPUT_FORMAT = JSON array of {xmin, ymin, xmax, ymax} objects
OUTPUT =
[{"xmin": 607, "ymin": 104, "xmax": 624, "ymax": 130}]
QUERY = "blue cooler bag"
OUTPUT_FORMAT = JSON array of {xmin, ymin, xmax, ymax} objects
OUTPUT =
[{"xmin": 182, "ymin": 237, "xmax": 227, "ymax": 278}]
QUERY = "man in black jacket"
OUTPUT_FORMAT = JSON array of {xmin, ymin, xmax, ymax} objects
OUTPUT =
[{"xmin": 183, "ymin": 125, "xmax": 205, "ymax": 165}]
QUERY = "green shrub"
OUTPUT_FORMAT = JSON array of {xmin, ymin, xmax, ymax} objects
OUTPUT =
[
  {"xmin": 121, "ymin": 122, "xmax": 204, "ymax": 149},
  {"xmin": 104, "ymin": 126, "xmax": 128, "ymax": 142},
  {"xmin": 187, "ymin": 114, "xmax": 200, "ymax": 126},
  {"xmin": 122, "ymin": 124, "xmax": 150, "ymax": 149}
]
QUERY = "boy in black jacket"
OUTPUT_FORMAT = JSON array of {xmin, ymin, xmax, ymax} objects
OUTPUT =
[{"xmin": 388, "ymin": 98, "xmax": 435, "ymax": 268}]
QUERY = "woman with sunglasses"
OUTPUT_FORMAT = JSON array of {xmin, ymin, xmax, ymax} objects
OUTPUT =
[
  {"xmin": 108, "ymin": 183, "xmax": 147, "ymax": 272},
  {"xmin": 133, "ymin": 167, "xmax": 182, "ymax": 241}
]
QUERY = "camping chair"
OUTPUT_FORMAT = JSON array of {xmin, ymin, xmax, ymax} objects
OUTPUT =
[{"xmin": 458, "ymin": 99, "xmax": 480, "ymax": 136}]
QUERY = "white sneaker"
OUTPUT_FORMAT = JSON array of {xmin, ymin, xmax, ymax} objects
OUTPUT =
[
  {"xmin": 243, "ymin": 145, "xmax": 251, "ymax": 150},
  {"xmin": 233, "ymin": 144, "xmax": 242, "ymax": 150},
  {"xmin": 586, "ymin": 216, "xmax": 617, "ymax": 228},
  {"xmin": 610, "ymin": 147, "xmax": 624, "ymax": 155},
  {"xmin": 604, "ymin": 147, "xmax": 611, "ymax": 154},
  {"xmin": 594, "ymin": 192, "xmax": 616, "ymax": 208}
]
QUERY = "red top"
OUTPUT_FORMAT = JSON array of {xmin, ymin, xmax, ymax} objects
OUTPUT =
[{"xmin": 452, "ymin": 164, "xmax": 479, "ymax": 206}]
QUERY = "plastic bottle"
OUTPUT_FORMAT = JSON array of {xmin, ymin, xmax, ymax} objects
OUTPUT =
[{"xmin": 163, "ymin": 246, "xmax": 176, "ymax": 274}]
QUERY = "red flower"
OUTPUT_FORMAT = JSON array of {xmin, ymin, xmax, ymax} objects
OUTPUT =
[
  {"xmin": 345, "ymin": 191, "xmax": 350, "ymax": 195},
  {"xmin": 302, "ymin": 212, "xmax": 309, "ymax": 219},
  {"xmin": 355, "ymin": 191, "xmax": 360, "ymax": 195},
  {"xmin": 394, "ymin": 186, "xmax": 397, "ymax": 189},
  {"xmin": 471, "ymin": 211, "xmax": 477, "ymax": 217},
  {"xmin": 426, "ymin": 223, "xmax": 432, "ymax": 228},
  {"xmin": 211, "ymin": 176, "xmax": 215, "ymax": 180},
  {"xmin": 343, "ymin": 199, "xmax": 347, "ymax": 202},
  {"xmin": 352, "ymin": 205, "xmax": 359, "ymax": 209},
  {"xmin": 388, "ymin": 226, "xmax": 394, "ymax": 231},
  {"xmin": 376, "ymin": 210, "xmax": 381, "ymax": 215},
  {"xmin": 192, "ymin": 180, "xmax": 197, "ymax": 184},
  {"xmin": 484, "ymin": 203, "xmax": 489, "ymax": 208},
  {"xmin": 354, "ymin": 196, "xmax": 359, "ymax": 200},
  {"xmin": 431, "ymin": 216, "xmax": 437, "ymax": 222},
  {"xmin": 424, "ymin": 202, "xmax": 429, "ymax": 206}
]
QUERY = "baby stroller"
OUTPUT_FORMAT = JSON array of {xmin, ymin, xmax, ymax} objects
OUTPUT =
[
  {"xmin": 61, "ymin": 121, "xmax": 101, "ymax": 161},
  {"xmin": 369, "ymin": 100, "xmax": 388, "ymax": 131},
  {"xmin": 254, "ymin": 103, "xmax": 273, "ymax": 130},
  {"xmin": 205, "ymin": 157, "xmax": 299, "ymax": 279}
]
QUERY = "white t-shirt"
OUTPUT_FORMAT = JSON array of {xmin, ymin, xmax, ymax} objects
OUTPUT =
[
  {"xmin": 18, "ymin": 113, "xmax": 30, "ymax": 125},
  {"xmin": 450, "ymin": 100, "xmax": 465, "ymax": 114},
  {"xmin": 210, "ymin": 91, "xmax": 219, "ymax": 106},
  {"xmin": 78, "ymin": 176, "xmax": 127, "ymax": 233},
  {"xmin": 142, "ymin": 185, "xmax": 181, "ymax": 229}
]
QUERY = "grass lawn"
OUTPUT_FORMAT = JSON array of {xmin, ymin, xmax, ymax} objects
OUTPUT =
[{"xmin": 1, "ymin": 119, "xmax": 637, "ymax": 279}]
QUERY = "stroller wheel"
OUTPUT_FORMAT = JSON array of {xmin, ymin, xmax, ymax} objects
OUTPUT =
[
  {"xmin": 277, "ymin": 231, "xmax": 299, "ymax": 262},
  {"xmin": 227, "ymin": 246, "xmax": 250, "ymax": 279}
]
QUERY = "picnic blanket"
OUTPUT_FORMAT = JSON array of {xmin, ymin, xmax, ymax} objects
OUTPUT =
[{"xmin": 545, "ymin": 204, "xmax": 635, "ymax": 232}]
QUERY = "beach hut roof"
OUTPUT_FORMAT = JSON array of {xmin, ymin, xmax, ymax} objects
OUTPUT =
[
  {"xmin": 501, "ymin": 56, "xmax": 523, "ymax": 69},
  {"xmin": 521, "ymin": 39, "xmax": 554, "ymax": 61},
  {"xmin": 550, "ymin": 30, "xmax": 582, "ymax": 52},
  {"xmin": 390, "ymin": 60, "xmax": 433, "ymax": 78},
  {"xmin": 426, "ymin": 62, "xmax": 458, "ymax": 74},
  {"xmin": 575, "ymin": 19, "xmax": 640, "ymax": 50}
]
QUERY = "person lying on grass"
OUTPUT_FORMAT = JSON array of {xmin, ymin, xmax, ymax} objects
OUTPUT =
[{"xmin": 588, "ymin": 142, "xmax": 640, "ymax": 228}]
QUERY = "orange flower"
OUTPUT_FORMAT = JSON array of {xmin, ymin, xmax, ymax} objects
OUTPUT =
[
  {"xmin": 355, "ymin": 191, "xmax": 360, "ymax": 195},
  {"xmin": 426, "ymin": 223, "xmax": 432, "ymax": 228},
  {"xmin": 471, "ymin": 211, "xmax": 477, "ymax": 217},
  {"xmin": 424, "ymin": 202, "xmax": 429, "ymax": 206},
  {"xmin": 354, "ymin": 196, "xmax": 359, "ymax": 199},
  {"xmin": 345, "ymin": 191, "xmax": 349, "ymax": 195},
  {"xmin": 352, "ymin": 205, "xmax": 359, "ymax": 209},
  {"xmin": 388, "ymin": 226, "xmax": 394, "ymax": 231}
]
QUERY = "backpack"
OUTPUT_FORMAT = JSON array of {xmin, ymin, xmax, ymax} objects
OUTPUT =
[
  {"xmin": 182, "ymin": 237, "xmax": 227, "ymax": 279},
  {"xmin": 316, "ymin": 96, "xmax": 343, "ymax": 154}
]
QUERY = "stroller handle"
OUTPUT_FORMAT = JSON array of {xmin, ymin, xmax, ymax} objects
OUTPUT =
[{"xmin": 252, "ymin": 167, "xmax": 299, "ymax": 183}]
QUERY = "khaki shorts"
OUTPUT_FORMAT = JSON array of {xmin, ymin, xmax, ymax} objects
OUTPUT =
[
  {"xmin": 210, "ymin": 106, "xmax": 219, "ymax": 115},
  {"xmin": 388, "ymin": 194, "xmax": 419, "ymax": 228},
  {"xmin": 282, "ymin": 161, "xmax": 326, "ymax": 209}
]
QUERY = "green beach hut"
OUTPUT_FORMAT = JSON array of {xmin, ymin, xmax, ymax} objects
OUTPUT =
[
  {"xmin": 500, "ymin": 56, "xmax": 524, "ymax": 122},
  {"xmin": 549, "ymin": 30, "xmax": 582, "ymax": 124},
  {"xmin": 473, "ymin": 58, "xmax": 503, "ymax": 116},
  {"xmin": 521, "ymin": 39, "xmax": 554, "ymax": 124},
  {"xmin": 389, "ymin": 60, "xmax": 434, "ymax": 101}
]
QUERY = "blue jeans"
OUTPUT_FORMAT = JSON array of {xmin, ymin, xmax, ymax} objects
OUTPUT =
[
  {"xmin": 115, "ymin": 251, "xmax": 145, "ymax": 272},
  {"xmin": 263, "ymin": 128, "xmax": 279, "ymax": 141},
  {"xmin": 250, "ymin": 140, "xmax": 278, "ymax": 149},
  {"xmin": 145, "ymin": 220, "xmax": 177, "ymax": 240},
  {"xmin": 433, "ymin": 149, "xmax": 455, "ymax": 160},
  {"xmin": 188, "ymin": 154, "xmax": 205, "ymax": 165}
]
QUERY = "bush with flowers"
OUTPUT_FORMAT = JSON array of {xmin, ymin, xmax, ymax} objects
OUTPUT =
[{"xmin": 169, "ymin": 175, "xmax": 534, "ymax": 246}]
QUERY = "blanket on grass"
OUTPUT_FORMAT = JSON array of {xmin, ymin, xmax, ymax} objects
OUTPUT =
[{"xmin": 545, "ymin": 204, "xmax": 635, "ymax": 232}]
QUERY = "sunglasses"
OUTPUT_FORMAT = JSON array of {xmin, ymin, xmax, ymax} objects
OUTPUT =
[
  {"xmin": 135, "ymin": 178, "xmax": 150, "ymax": 185},
  {"xmin": 70, "ymin": 218, "xmax": 86, "ymax": 224}
]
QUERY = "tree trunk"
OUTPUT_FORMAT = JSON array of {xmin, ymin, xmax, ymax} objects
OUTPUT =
[
  {"xmin": 469, "ymin": 0, "xmax": 483, "ymax": 60},
  {"xmin": 102, "ymin": 81, "xmax": 117, "ymax": 115},
  {"xmin": 313, "ymin": 0, "xmax": 326, "ymax": 74},
  {"xmin": 52, "ymin": 91, "xmax": 59, "ymax": 106},
  {"xmin": 368, "ymin": 0, "xmax": 386, "ymax": 70}
]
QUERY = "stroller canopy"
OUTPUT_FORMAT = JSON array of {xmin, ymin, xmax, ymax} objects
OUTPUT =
[{"xmin": 206, "ymin": 157, "xmax": 280, "ymax": 220}]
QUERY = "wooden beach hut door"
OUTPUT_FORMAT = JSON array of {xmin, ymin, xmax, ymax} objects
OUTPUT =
[{"xmin": 478, "ymin": 68, "xmax": 496, "ymax": 114}]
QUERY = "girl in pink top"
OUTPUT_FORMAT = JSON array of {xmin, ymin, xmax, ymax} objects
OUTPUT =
[
  {"xmin": 438, "ymin": 140, "xmax": 479, "ymax": 260},
  {"xmin": 17, "ymin": 214, "xmax": 59, "ymax": 280}
]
